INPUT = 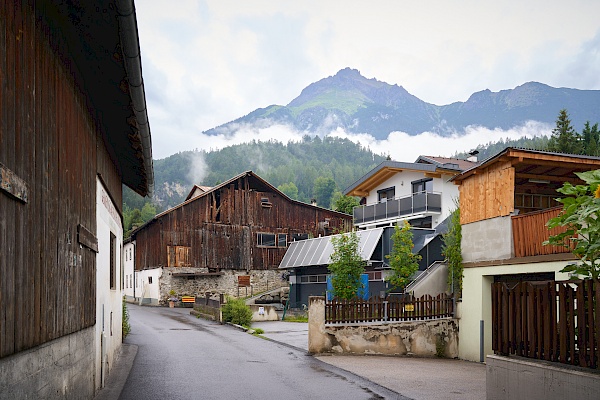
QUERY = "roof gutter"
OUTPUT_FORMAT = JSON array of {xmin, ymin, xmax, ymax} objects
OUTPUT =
[{"xmin": 116, "ymin": 0, "xmax": 154, "ymax": 196}]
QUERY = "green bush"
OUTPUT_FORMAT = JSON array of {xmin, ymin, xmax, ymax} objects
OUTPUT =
[
  {"xmin": 122, "ymin": 296, "xmax": 131, "ymax": 339},
  {"xmin": 222, "ymin": 297, "xmax": 253, "ymax": 326},
  {"xmin": 253, "ymin": 328, "xmax": 264, "ymax": 335}
]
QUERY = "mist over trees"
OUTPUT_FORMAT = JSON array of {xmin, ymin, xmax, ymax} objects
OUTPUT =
[{"xmin": 123, "ymin": 109, "xmax": 600, "ymax": 234}]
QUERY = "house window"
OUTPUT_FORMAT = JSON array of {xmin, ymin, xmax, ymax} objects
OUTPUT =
[
  {"xmin": 110, "ymin": 232, "xmax": 116, "ymax": 290},
  {"xmin": 377, "ymin": 187, "xmax": 395, "ymax": 202},
  {"xmin": 412, "ymin": 178, "xmax": 433, "ymax": 194},
  {"xmin": 257, "ymin": 233, "xmax": 276, "ymax": 247},
  {"xmin": 299, "ymin": 274, "xmax": 328, "ymax": 284},
  {"xmin": 277, "ymin": 234, "xmax": 287, "ymax": 247},
  {"xmin": 148, "ymin": 276, "xmax": 153, "ymax": 284},
  {"xmin": 367, "ymin": 271, "xmax": 383, "ymax": 281},
  {"xmin": 409, "ymin": 216, "xmax": 432, "ymax": 229}
]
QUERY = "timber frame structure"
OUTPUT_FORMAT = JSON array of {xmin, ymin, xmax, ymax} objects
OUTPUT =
[
  {"xmin": 132, "ymin": 171, "xmax": 353, "ymax": 272},
  {"xmin": 452, "ymin": 147, "xmax": 600, "ymax": 226}
]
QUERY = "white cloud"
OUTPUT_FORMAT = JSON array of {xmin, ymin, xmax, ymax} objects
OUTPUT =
[
  {"xmin": 153, "ymin": 119, "xmax": 552, "ymax": 165},
  {"xmin": 135, "ymin": 0, "xmax": 600, "ymax": 159}
]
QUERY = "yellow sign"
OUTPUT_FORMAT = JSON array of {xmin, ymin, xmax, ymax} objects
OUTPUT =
[{"xmin": 404, "ymin": 304, "xmax": 414, "ymax": 312}]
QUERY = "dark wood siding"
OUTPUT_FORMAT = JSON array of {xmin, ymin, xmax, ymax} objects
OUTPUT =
[
  {"xmin": 135, "ymin": 174, "xmax": 352, "ymax": 271},
  {"xmin": 0, "ymin": 2, "xmax": 121, "ymax": 358}
]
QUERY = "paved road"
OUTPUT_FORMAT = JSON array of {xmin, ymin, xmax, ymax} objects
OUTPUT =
[{"xmin": 119, "ymin": 305, "xmax": 405, "ymax": 400}]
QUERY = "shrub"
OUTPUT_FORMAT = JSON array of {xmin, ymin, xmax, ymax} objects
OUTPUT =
[
  {"xmin": 222, "ymin": 297, "xmax": 253, "ymax": 326},
  {"xmin": 253, "ymin": 328, "xmax": 265, "ymax": 335},
  {"xmin": 122, "ymin": 296, "xmax": 131, "ymax": 339}
]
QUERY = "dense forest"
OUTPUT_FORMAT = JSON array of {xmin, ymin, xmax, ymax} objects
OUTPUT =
[{"xmin": 124, "ymin": 110, "xmax": 600, "ymax": 237}]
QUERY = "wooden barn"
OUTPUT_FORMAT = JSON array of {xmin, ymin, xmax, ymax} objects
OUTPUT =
[
  {"xmin": 130, "ymin": 171, "xmax": 353, "ymax": 303},
  {"xmin": 0, "ymin": 1, "xmax": 153, "ymax": 397}
]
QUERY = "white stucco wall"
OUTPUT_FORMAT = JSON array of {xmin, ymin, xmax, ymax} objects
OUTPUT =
[
  {"xmin": 95, "ymin": 179, "xmax": 124, "ymax": 389},
  {"xmin": 135, "ymin": 268, "xmax": 163, "ymax": 305},
  {"xmin": 123, "ymin": 241, "xmax": 135, "ymax": 300},
  {"xmin": 459, "ymin": 261, "xmax": 572, "ymax": 362},
  {"xmin": 461, "ymin": 216, "xmax": 514, "ymax": 263}
]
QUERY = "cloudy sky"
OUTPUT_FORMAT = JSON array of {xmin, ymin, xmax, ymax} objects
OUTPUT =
[{"xmin": 135, "ymin": 0, "xmax": 600, "ymax": 160}]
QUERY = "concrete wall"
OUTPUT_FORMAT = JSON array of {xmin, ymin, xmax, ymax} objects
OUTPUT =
[
  {"xmin": 459, "ymin": 261, "xmax": 572, "ymax": 362},
  {"xmin": 308, "ymin": 297, "xmax": 458, "ymax": 357},
  {"xmin": 408, "ymin": 262, "xmax": 449, "ymax": 298},
  {"xmin": 0, "ymin": 327, "xmax": 95, "ymax": 399},
  {"xmin": 95, "ymin": 179, "xmax": 123, "ymax": 390},
  {"xmin": 487, "ymin": 355, "xmax": 600, "ymax": 400},
  {"xmin": 249, "ymin": 304, "xmax": 280, "ymax": 322},
  {"xmin": 461, "ymin": 216, "xmax": 514, "ymax": 263}
]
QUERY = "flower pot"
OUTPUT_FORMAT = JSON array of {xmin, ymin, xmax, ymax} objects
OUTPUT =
[{"xmin": 169, "ymin": 301, "xmax": 175, "ymax": 308}]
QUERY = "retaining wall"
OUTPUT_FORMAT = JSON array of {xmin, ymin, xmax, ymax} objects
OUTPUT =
[{"xmin": 308, "ymin": 296, "xmax": 458, "ymax": 357}]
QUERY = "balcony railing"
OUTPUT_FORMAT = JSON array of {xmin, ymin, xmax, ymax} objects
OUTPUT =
[
  {"xmin": 511, "ymin": 206, "xmax": 575, "ymax": 258},
  {"xmin": 353, "ymin": 192, "xmax": 442, "ymax": 226}
]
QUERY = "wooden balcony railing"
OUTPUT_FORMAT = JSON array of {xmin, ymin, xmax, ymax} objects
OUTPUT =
[{"xmin": 511, "ymin": 206, "xmax": 575, "ymax": 258}]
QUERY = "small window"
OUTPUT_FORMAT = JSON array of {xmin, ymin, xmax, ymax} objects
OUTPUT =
[
  {"xmin": 110, "ymin": 232, "xmax": 116, "ymax": 290},
  {"xmin": 377, "ymin": 187, "xmax": 395, "ymax": 202},
  {"xmin": 148, "ymin": 276, "xmax": 153, "ymax": 284},
  {"xmin": 299, "ymin": 274, "xmax": 327, "ymax": 284},
  {"xmin": 257, "ymin": 233, "xmax": 276, "ymax": 247},
  {"xmin": 277, "ymin": 234, "xmax": 287, "ymax": 247},
  {"xmin": 367, "ymin": 271, "xmax": 383, "ymax": 281},
  {"xmin": 412, "ymin": 178, "xmax": 433, "ymax": 194}
]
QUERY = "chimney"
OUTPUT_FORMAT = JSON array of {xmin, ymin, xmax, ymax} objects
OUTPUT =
[
  {"xmin": 310, "ymin": 198, "xmax": 317, "ymax": 206},
  {"xmin": 467, "ymin": 150, "xmax": 479, "ymax": 163}
]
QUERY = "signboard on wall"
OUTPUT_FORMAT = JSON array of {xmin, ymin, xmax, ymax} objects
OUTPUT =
[{"xmin": 238, "ymin": 275, "xmax": 251, "ymax": 287}]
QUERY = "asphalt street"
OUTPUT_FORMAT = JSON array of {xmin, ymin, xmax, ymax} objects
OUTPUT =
[{"xmin": 118, "ymin": 305, "xmax": 406, "ymax": 400}]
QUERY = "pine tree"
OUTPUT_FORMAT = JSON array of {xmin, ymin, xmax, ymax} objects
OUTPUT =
[{"xmin": 547, "ymin": 109, "xmax": 583, "ymax": 154}]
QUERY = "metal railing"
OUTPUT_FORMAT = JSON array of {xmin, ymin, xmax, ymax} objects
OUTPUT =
[{"xmin": 353, "ymin": 192, "xmax": 442, "ymax": 225}]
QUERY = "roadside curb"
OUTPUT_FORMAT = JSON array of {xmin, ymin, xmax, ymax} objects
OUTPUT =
[{"xmin": 94, "ymin": 343, "xmax": 138, "ymax": 400}]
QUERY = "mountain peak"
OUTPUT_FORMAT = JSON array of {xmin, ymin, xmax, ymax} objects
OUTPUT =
[{"xmin": 334, "ymin": 67, "xmax": 363, "ymax": 79}]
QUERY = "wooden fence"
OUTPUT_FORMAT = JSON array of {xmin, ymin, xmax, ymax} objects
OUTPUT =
[
  {"xmin": 325, "ymin": 294, "xmax": 454, "ymax": 324},
  {"xmin": 492, "ymin": 280, "xmax": 600, "ymax": 369},
  {"xmin": 511, "ymin": 206, "xmax": 575, "ymax": 258}
]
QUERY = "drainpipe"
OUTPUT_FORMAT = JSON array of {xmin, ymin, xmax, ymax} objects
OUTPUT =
[{"xmin": 115, "ymin": 0, "xmax": 154, "ymax": 195}]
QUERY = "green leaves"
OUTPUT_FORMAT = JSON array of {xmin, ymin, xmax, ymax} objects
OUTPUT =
[
  {"xmin": 442, "ymin": 206, "xmax": 463, "ymax": 296},
  {"xmin": 385, "ymin": 221, "xmax": 421, "ymax": 291},
  {"xmin": 328, "ymin": 231, "xmax": 366, "ymax": 300},
  {"xmin": 544, "ymin": 168, "xmax": 600, "ymax": 281}
]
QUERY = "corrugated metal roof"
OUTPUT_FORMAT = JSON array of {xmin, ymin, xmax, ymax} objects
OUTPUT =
[{"xmin": 279, "ymin": 228, "xmax": 384, "ymax": 269}]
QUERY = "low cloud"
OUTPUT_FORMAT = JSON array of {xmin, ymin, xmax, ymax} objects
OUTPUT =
[{"xmin": 153, "ymin": 120, "xmax": 552, "ymax": 163}]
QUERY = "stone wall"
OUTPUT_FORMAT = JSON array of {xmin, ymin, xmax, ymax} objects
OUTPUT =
[
  {"xmin": 0, "ymin": 327, "xmax": 96, "ymax": 399},
  {"xmin": 159, "ymin": 267, "xmax": 287, "ymax": 305},
  {"xmin": 308, "ymin": 296, "xmax": 458, "ymax": 357}
]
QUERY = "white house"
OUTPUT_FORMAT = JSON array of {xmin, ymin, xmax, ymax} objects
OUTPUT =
[{"xmin": 344, "ymin": 156, "xmax": 477, "ymax": 230}]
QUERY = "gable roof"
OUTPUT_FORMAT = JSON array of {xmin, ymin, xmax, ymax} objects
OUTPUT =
[
  {"xmin": 415, "ymin": 156, "xmax": 478, "ymax": 171},
  {"xmin": 185, "ymin": 185, "xmax": 213, "ymax": 201},
  {"xmin": 344, "ymin": 157, "xmax": 475, "ymax": 197},
  {"xmin": 43, "ymin": 0, "xmax": 153, "ymax": 196},
  {"xmin": 131, "ymin": 170, "xmax": 351, "ymax": 236},
  {"xmin": 279, "ymin": 228, "xmax": 384, "ymax": 269},
  {"xmin": 451, "ymin": 147, "xmax": 600, "ymax": 185}
]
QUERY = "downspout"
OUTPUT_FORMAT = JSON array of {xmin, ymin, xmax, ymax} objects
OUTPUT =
[{"xmin": 116, "ymin": 0, "xmax": 154, "ymax": 196}]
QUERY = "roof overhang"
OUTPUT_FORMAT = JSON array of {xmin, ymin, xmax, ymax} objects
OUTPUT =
[
  {"xmin": 41, "ymin": 0, "xmax": 153, "ymax": 196},
  {"xmin": 451, "ymin": 147, "xmax": 600, "ymax": 186}
]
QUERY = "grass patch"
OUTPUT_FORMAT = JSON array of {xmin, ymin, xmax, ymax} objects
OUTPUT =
[{"xmin": 282, "ymin": 315, "xmax": 308, "ymax": 323}]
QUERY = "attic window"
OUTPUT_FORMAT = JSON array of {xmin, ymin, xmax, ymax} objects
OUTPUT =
[{"xmin": 261, "ymin": 197, "xmax": 272, "ymax": 208}]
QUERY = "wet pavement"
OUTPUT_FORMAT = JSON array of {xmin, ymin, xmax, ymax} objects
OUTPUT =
[
  {"xmin": 98, "ymin": 309, "xmax": 486, "ymax": 400},
  {"xmin": 252, "ymin": 319, "xmax": 487, "ymax": 400}
]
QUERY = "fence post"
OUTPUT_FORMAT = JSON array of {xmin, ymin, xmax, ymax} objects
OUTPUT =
[
  {"xmin": 383, "ymin": 300, "xmax": 388, "ymax": 322},
  {"xmin": 480, "ymin": 319, "xmax": 485, "ymax": 363}
]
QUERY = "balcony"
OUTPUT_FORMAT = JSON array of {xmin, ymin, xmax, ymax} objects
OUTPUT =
[
  {"xmin": 353, "ymin": 192, "xmax": 442, "ymax": 226},
  {"xmin": 511, "ymin": 206, "xmax": 575, "ymax": 258}
]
